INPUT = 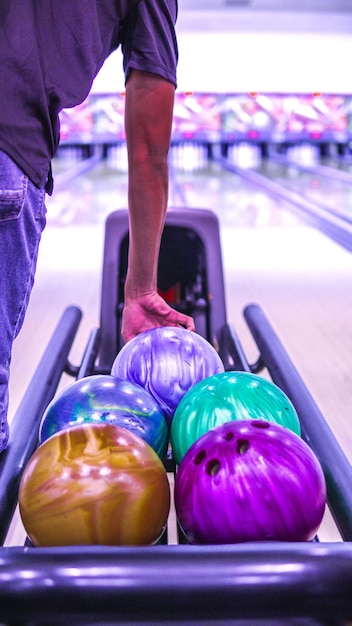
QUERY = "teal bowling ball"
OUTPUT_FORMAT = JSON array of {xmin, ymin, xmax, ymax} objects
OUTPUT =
[
  {"xmin": 39, "ymin": 375, "xmax": 169, "ymax": 459},
  {"xmin": 170, "ymin": 371, "xmax": 301, "ymax": 466}
]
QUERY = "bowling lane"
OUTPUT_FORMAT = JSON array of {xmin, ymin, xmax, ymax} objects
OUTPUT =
[
  {"xmin": 254, "ymin": 152, "xmax": 352, "ymax": 222},
  {"xmin": 286, "ymin": 145, "xmax": 352, "ymax": 175},
  {"xmin": 169, "ymin": 155, "xmax": 352, "ymax": 472},
  {"xmin": 315, "ymin": 155, "xmax": 352, "ymax": 175},
  {"xmin": 50, "ymin": 156, "xmax": 129, "ymax": 226},
  {"xmin": 169, "ymin": 157, "xmax": 302, "ymax": 228}
]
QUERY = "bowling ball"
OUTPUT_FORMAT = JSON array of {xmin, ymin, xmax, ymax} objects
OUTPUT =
[
  {"xmin": 111, "ymin": 327, "xmax": 224, "ymax": 426},
  {"xmin": 39, "ymin": 375, "xmax": 168, "ymax": 459},
  {"xmin": 19, "ymin": 423, "xmax": 170, "ymax": 547},
  {"xmin": 171, "ymin": 371, "xmax": 300, "ymax": 466},
  {"xmin": 174, "ymin": 420, "xmax": 326, "ymax": 544}
]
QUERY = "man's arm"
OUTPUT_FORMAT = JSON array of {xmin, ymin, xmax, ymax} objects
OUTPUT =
[{"xmin": 121, "ymin": 69, "xmax": 195, "ymax": 342}]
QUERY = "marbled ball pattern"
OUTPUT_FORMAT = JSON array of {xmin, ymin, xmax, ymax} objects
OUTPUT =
[
  {"xmin": 39, "ymin": 375, "xmax": 169, "ymax": 459},
  {"xmin": 19, "ymin": 424, "xmax": 170, "ymax": 547},
  {"xmin": 111, "ymin": 327, "xmax": 224, "ymax": 426},
  {"xmin": 171, "ymin": 371, "xmax": 301, "ymax": 465},
  {"xmin": 174, "ymin": 420, "xmax": 326, "ymax": 545}
]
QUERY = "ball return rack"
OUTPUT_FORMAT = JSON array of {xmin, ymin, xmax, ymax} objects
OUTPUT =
[{"xmin": 0, "ymin": 208, "xmax": 352, "ymax": 626}]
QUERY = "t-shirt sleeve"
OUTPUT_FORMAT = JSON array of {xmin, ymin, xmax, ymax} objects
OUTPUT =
[{"xmin": 121, "ymin": 0, "xmax": 178, "ymax": 87}]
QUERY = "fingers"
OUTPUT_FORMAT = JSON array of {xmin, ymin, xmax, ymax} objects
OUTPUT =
[
  {"xmin": 174, "ymin": 312, "xmax": 195, "ymax": 332},
  {"xmin": 185, "ymin": 317, "xmax": 196, "ymax": 331},
  {"xmin": 121, "ymin": 293, "xmax": 196, "ymax": 343}
]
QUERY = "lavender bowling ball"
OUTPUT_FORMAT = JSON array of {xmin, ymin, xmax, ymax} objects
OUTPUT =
[
  {"xmin": 174, "ymin": 420, "xmax": 326, "ymax": 544},
  {"xmin": 111, "ymin": 327, "xmax": 224, "ymax": 426}
]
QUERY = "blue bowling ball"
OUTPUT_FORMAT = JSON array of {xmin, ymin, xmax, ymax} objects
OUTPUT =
[{"xmin": 39, "ymin": 375, "xmax": 169, "ymax": 459}]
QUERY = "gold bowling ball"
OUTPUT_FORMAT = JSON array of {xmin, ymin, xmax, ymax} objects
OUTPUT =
[{"xmin": 19, "ymin": 423, "xmax": 170, "ymax": 546}]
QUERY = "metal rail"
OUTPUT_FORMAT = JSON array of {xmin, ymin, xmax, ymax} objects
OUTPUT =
[
  {"xmin": 243, "ymin": 303, "xmax": 352, "ymax": 541},
  {"xmin": 0, "ymin": 543, "xmax": 351, "ymax": 624},
  {"xmin": 0, "ymin": 306, "xmax": 82, "ymax": 545}
]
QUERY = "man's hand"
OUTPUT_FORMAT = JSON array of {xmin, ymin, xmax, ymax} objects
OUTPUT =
[{"xmin": 121, "ymin": 291, "xmax": 195, "ymax": 343}]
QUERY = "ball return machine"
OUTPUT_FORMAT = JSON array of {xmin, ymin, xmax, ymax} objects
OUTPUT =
[{"xmin": 1, "ymin": 208, "xmax": 352, "ymax": 625}]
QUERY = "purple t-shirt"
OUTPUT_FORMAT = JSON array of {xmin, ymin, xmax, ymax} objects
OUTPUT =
[{"xmin": 0, "ymin": 0, "xmax": 178, "ymax": 192}]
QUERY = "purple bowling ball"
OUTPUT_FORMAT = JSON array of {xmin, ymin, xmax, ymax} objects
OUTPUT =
[
  {"xmin": 174, "ymin": 420, "xmax": 326, "ymax": 544},
  {"xmin": 111, "ymin": 327, "xmax": 224, "ymax": 426}
]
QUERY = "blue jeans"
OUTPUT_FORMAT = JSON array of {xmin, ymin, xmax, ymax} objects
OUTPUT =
[{"xmin": 0, "ymin": 149, "xmax": 47, "ymax": 452}]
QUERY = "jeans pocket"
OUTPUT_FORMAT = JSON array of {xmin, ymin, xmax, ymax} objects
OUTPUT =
[{"xmin": 0, "ymin": 150, "xmax": 27, "ymax": 222}]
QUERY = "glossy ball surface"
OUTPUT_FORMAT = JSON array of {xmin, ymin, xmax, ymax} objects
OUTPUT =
[
  {"xmin": 174, "ymin": 420, "xmax": 326, "ymax": 544},
  {"xmin": 111, "ymin": 327, "xmax": 224, "ymax": 426},
  {"xmin": 171, "ymin": 371, "xmax": 300, "ymax": 465},
  {"xmin": 39, "ymin": 375, "xmax": 168, "ymax": 459},
  {"xmin": 19, "ymin": 424, "xmax": 170, "ymax": 546}
]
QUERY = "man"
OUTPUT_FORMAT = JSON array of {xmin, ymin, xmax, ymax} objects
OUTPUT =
[{"xmin": 0, "ymin": 0, "xmax": 194, "ymax": 453}]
